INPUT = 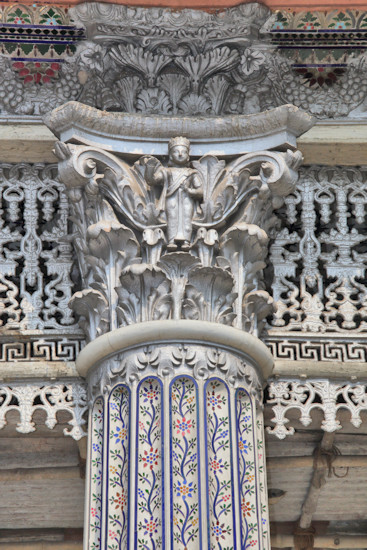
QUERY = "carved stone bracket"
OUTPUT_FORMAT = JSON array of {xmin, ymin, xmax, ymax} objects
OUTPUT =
[
  {"xmin": 0, "ymin": 382, "xmax": 88, "ymax": 440},
  {"xmin": 267, "ymin": 380, "xmax": 367, "ymax": 439}
]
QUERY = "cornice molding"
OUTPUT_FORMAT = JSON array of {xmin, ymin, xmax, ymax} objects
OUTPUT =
[{"xmin": 44, "ymin": 101, "xmax": 314, "ymax": 156}]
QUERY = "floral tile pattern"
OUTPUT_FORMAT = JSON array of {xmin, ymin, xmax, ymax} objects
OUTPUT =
[
  {"xmin": 89, "ymin": 397, "xmax": 104, "ymax": 550},
  {"xmin": 206, "ymin": 379, "xmax": 235, "ymax": 550},
  {"xmin": 136, "ymin": 377, "xmax": 164, "ymax": 550},
  {"xmin": 107, "ymin": 386, "xmax": 130, "ymax": 550},
  {"xmin": 271, "ymin": 10, "xmax": 367, "ymax": 31},
  {"xmin": 86, "ymin": 368, "xmax": 267, "ymax": 550},
  {"xmin": 255, "ymin": 412, "xmax": 270, "ymax": 548},
  {"xmin": 236, "ymin": 389, "xmax": 259, "ymax": 550},
  {"xmin": 170, "ymin": 377, "xmax": 201, "ymax": 549}
]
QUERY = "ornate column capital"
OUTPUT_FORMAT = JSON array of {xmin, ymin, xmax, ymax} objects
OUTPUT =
[{"xmin": 45, "ymin": 101, "xmax": 313, "ymax": 357}]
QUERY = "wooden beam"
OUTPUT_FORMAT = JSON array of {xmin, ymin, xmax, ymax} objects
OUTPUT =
[
  {"xmin": 272, "ymin": 535, "xmax": 367, "ymax": 549},
  {"xmin": 298, "ymin": 124, "xmax": 367, "ymax": 166},
  {"xmin": 272, "ymin": 360, "xmax": 367, "ymax": 381},
  {"xmin": 0, "ymin": 124, "xmax": 57, "ymax": 163},
  {"xmin": 267, "ymin": 454, "xmax": 367, "ymax": 470},
  {"xmin": 299, "ymin": 432, "xmax": 335, "ymax": 529},
  {"xmin": 0, "ymin": 467, "xmax": 81, "ymax": 481},
  {"xmin": 0, "ymin": 437, "xmax": 79, "ymax": 469}
]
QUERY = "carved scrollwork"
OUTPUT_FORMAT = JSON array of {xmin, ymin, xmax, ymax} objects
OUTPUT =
[
  {"xmin": 269, "ymin": 166, "xmax": 367, "ymax": 335},
  {"xmin": 87, "ymin": 343, "xmax": 262, "ymax": 404},
  {"xmin": 0, "ymin": 163, "xmax": 77, "ymax": 331},
  {"xmin": 267, "ymin": 380, "xmax": 367, "ymax": 439},
  {"xmin": 0, "ymin": 382, "xmax": 87, "ymax": 440},
  {"xmin": 55, "ymin": 137, "xmax": 302, "ymax": 341}
]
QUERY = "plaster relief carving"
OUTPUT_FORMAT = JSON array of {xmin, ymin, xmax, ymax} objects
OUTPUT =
[
  {"xmin": 269, "ymin": 166, "xmax": 367, "ymax": 334},
  {"xmin": 0, "ymin": 163, "xmax": 77, "ymax": 331},
  {"xmin": 53, "ymin": 134, "xmax": 302, "ymax": 341},
  {"xmin": 1, "ymin": 2, "xmax": 367, "ymax": 118},
  {"xmin": 267, "ymin": 380, "xmax": 367, "ymax": 439},
  {"xmin": 0, "ymin": 382, "xmax": 87, "ymax": 440}
]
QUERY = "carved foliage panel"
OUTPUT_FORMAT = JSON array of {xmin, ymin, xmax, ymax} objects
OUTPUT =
[
  {"xmin": 269, "ymin": 166, "xmax": 367, "ymax": 334},
  {"xmin": 0, "ymin": 163, "xmax": 76, "ymax": 331},
  {"xmin": 59, "ymin": 140, "xmax": 301, "ymax": 342}
]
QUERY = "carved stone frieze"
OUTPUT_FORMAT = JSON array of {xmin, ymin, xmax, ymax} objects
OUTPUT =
[
  {"xmin": 49, "ymin": 111, "xmax": 306, "ymax": 342},
  {"xmin": 87, "ymin": 343, "xmax": 262, "ymax": 404},
  {"xmin": 0, "ymin": 336, "xmax": 83, "ymax": 362},
  {"xmin": 0, "ymin": 381, "xmax": 87, "ymax": 439},
  {"xmin": 267, "ymin": 380, "xmax": 367, "ymax": 439},
  {"xmin": 1, "ymin": 2, "xmax": 367, "ymax": 118},
  {"xmin": 266, "ymin": 336, "xmax": 367, "ymax": 364}
]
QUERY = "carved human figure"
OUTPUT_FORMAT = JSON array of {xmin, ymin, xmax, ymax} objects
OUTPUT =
[{"xmin": 145, "ymin": 137, "xmax": 203, "ymax": 250}]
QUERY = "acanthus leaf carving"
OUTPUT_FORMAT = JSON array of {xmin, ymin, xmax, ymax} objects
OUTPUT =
[
  {"xmin": 87, "ymin": 343, "xmax": 263, "ymax": 405},
  {"xmin": 3, "ymin": 2, "xmax": 367, "ymax": 119},
  {"xmin": 54, "ymin": 134, "xmax": 302, "ymax": 342}
]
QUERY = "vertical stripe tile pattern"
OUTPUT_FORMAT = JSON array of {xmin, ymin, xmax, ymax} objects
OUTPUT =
[
  {"xmin": 136, "ymin": 377, "xmax": 164, "ymax": 550},
  {"xmin": 106, "ymin": 386, "xmax": 130, "ymax": 550},
  {"xmin": 170, "ymin": 376, "xmax": 201, "ymax": 549}
]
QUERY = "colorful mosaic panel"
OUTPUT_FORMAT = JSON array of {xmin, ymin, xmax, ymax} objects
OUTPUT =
[
  {"xmin": 1, "ymin": 5, "xmax": 71, "ymax": 25},
  {"xmin": 271, "ymin": 10, "xmax": 367, "ymax": 31},
  {"xmin": 236, "ymin": 389, "xmax": 259, "ymax": 550},
  {"xmin": 205, "ymin": 378, "xmax": 236, "ymax": 550},
  {"xmin": 170, "ymin": 377, "xmax": 201, "ymax": 549},
  {"xmin": 0, "ymin": 4, "xmax": 85, "ymax": 85},
  {"xmin": 106, "ymin": 385, "xmax": 130, "ymax": 550},
  {"xmin": 89, "ymin": 397, "xmax": 104, "ymax": 550},
  {"xmin": 136, "ymin": 377, "xmax": 164, "ymax": 550},
  {"xmin": 270, "ymin": 10, "xmax": 367, "ymax": 87}
]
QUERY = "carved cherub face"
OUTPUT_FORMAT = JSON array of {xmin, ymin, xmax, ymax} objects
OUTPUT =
[{"xmin": 169, "ymin": 145, "xmax": 190, "ymax": 166}]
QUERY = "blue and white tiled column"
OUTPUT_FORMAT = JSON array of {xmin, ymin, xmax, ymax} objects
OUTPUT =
[{"xmin": 80, "ymin": 321, "xmax": 272, "ymax": 550}]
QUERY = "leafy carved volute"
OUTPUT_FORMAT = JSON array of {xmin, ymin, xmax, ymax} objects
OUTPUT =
[{"xmin": 55, "ymin": 137, "xmax": 302, "ymax": 341}]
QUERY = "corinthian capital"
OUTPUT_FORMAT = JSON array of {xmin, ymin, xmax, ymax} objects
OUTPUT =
[{"xmin": 45, "ymin": 101, "xmax": 313, "ymax": 341}]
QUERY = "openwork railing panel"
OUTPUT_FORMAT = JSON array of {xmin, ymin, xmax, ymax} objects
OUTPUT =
[
  {"xmin": 270, "ymin": 166, "xmax": 367, "ymax": 335},
  {"xmin": 0, "ymin": 163, "xmax": 77, "ymax": 332}
]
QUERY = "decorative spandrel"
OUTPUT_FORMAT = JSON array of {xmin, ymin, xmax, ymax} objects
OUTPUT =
[{"xmin": 54, "ymin": 137, "xmax": 302, "ymax": 341}]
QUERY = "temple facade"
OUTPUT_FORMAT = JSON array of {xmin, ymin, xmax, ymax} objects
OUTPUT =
[{"xmin": 0, "ymin": 1, "xmax": 367, "ymax": 549}]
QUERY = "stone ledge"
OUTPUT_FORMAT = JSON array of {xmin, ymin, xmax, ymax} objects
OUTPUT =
[{"xmin": 2, "ymin": 119, "xmax": 367, "ymax": 165}]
